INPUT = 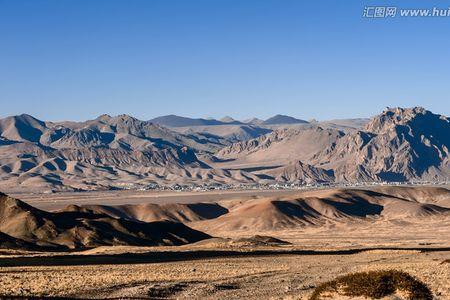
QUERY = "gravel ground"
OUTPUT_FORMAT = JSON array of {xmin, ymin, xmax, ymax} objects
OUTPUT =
[{"xmin": 0, "ymin": 249, "xmax": 448, "ymax": 299}]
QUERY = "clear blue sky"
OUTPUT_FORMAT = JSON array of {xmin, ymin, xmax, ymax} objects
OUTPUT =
[{"xmin": 1, "ymin": 0, "xmax": 450, "ymax": 121}]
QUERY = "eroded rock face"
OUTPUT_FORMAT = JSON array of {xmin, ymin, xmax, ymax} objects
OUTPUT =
[
  {"xmin": 216, "ymin": 107, "xmax": 449, "ymax": 183},
  {"xmin": 216, "ymin": 126, "xmax": 344, "ymax": 161},
  {"xmin": 313, "ymin": 107, "xmax": 450, "ymax": 182},
  {"xmin": 268, "ymin": 161, "xmax": 335, "ymax": 184},
  {"xmin": 0, "ymin": 114, "xmax": 228, "ymax": 191}
]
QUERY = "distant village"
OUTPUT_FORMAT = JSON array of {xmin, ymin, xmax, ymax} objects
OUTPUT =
[{"xmin": 113, "ymin": 180, "xmax": 450, "ymax": 193}]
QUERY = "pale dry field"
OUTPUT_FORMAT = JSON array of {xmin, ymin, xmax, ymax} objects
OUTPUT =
[
  {"xmin": 0, "ymin": 249, "xmax": 449, "ymax": 299},
  {"xmin": 13, "ymin": 188, "xmax": 303, "ymax": 211}
]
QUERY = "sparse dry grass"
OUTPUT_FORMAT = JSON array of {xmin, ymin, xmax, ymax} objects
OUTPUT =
[
  {"xmin": 0, "ymin": 250, "xmax": 449, "ymax": 299},
  {"xmin": 0, "ymin": 259, "xmax": 288, "ymax": 297}
]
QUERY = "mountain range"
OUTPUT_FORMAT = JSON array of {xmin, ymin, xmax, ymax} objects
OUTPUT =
[
  {"xmin": 0, "ymin": 107, "xmax": 448, "ymax": 192},
  {"xmin": 149, "ymin": 114, "xmax": 309, "ymax": 127}
]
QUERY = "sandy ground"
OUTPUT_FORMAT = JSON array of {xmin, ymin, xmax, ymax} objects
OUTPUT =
[
  {"xmin": 13, "ymin": 189, "xmax": 303, "ymax": 211},
  {"xmin": 0, "ymin": 248, "xmax": 449, "ymax": 299}
]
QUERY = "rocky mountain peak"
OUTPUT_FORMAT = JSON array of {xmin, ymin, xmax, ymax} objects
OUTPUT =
[
  {"xmin": 364, "ymin": 106, "xmax": 446, "ymax": 134},
  {"xmin": 95, "ymin": 114, "xmax": 112, "ymax": 122}
]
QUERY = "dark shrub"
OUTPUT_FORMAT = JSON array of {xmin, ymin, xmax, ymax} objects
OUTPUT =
[{"xmin": 309, "ymin": 270, "xmax": 432, "ymax": 300}]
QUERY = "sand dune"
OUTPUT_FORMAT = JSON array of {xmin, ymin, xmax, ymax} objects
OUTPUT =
[
  {"xmin": 203, "ymin": 188, "xmax": 450, "ymax": 231},
  {"xmin": 371, "ymin": 186, "xmax": 450, "ymax": 207},
  {"xmin": 63, "ymin": 202, "xmax": 229, "ymax": 223},
  {"xmin": 0, "ymin": 192, "xmax": 211, "ymax": 249},
  {"xmin": 194, "ymin": 190, "xmax": 385, "ymax": 231},
  {"xmin": 61, "ymin": 187, "xmax": 450, "ymax": 233},
  {"xmin": 0, "ymin": 231, "xmax": 65, "ymax": 251}
]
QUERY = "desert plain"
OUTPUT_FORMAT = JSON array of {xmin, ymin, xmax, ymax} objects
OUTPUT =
[{"xmin": 1, "ymin": 185, "xmax": 450, "ymax": 299}]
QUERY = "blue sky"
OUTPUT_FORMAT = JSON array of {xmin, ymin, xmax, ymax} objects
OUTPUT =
[{"xmin": 1, "ymin": 0, "xmax": 450, "ymax": 121}]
